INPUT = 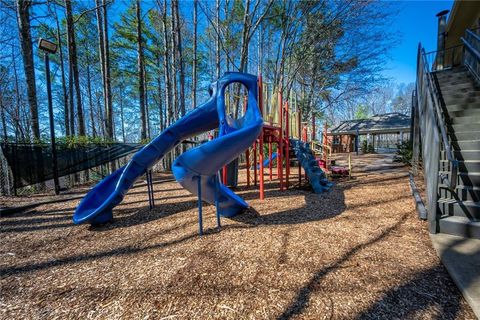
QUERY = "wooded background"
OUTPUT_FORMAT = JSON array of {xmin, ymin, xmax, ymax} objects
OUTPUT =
[{"xmin": 0, "ymin": 0, "xmax": 414, "ymax": 144}]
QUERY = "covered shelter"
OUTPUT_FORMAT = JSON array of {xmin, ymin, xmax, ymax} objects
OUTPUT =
[{"xmin": 327, "ymin": 113, "xmax": 411, "ymax": 153}]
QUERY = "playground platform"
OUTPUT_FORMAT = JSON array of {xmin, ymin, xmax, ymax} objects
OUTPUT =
[{"xmin": 0, "ymin": 154, "xmax": 475, "ymax": 319}]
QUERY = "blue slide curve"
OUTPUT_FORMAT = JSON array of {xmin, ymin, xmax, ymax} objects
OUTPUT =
[
  {"xmin": 73, "ymin": 72, "xmax": 262, "ymax": 224},
  {"xmin": 256, "ymin": 152, "xmax": 277, "ymax": 169}
]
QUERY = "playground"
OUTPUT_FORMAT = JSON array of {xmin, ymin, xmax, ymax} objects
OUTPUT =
[{"xmin": 1, "ymin": 154, "xmax": 475, "ymax": 319}]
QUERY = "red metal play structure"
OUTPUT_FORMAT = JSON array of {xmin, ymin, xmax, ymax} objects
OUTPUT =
[{"xmin": 221, "ymin": 75, "xmax": 333, "ymax": 200}]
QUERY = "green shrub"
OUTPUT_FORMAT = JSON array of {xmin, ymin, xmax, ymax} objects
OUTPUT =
[
  {"xmin": 361, "ymin": 140, "xmax": 375, "ymax": 154},
  {"xmin": 361, "ymin": 140, "xmax": 368, "ymax": 153},
  {"xmin": 367, "ymin": 143, "xmax": 375, "ymax": 153},
  {"xmin": 56, "ymin": 136, "xmax": 115, "ymax": 149},
  {"xmin": 394, "ymin": 140, "xmax": 413, "ymax": 165}
]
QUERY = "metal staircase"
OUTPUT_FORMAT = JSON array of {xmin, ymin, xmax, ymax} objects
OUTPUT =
[{"xmin": 414, "ymin": 29, "xmax": 480, "ymax": 239}]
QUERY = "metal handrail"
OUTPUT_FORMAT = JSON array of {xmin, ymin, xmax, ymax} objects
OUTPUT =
[
  {"xmin": 461, "ymin": 29, "xmax": 480, "ymax": 83},
  {"xmin": 424, "ymin": 44, "xmax": 463, "ymax": 56},
  {"xmin": 420, "ymin": 48, "xmax": 458, "ymax": 189}
]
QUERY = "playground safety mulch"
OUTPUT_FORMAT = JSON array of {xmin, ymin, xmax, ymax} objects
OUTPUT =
[{"xmin": 0, "ymin": 154, "xmax": 475, "ymax": 319}]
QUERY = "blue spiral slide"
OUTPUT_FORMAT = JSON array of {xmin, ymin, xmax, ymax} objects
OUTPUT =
[{"xmin": 73, "ymin": 72, "xmax": 263, "ymax": 225}]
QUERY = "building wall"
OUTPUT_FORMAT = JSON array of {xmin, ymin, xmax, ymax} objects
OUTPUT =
[
  {"xmin": 330, "ymin": 134, "xmax": 355, "ymax": 153},
  {"xmin": 446, "ymin": 1, "xmax": 480, "ymax": 49}
]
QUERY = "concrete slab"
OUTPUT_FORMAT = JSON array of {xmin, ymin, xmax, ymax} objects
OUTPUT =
[{"xmin": 430, "ymin": 233, "xmax": 480, "ymax": 319}]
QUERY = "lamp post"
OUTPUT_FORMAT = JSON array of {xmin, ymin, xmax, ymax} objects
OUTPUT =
[{"xmin": 38, "ymin": 38, "xmax": 60, "ymax": 195}]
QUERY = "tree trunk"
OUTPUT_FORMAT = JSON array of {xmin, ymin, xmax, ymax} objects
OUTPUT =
[
  {"xmin": 144, "ymin": 65, "xmax": 151, "ymax": 139},
  {"xmin": 172, "ymin": 0, "xmax": 185, "ymax": 120},
  {"xmin": 68, "ymin": 61, "xmax": 75, "ymax": 135},
  {"xmin": 119, "ymin": 84, "xmax": 126, "ymax": 142},
  {"xmin": 136, "ymin": 0, "xmax": 147, "ymax": 141},
  {"xmin": 95, "ymin": 0, "xmax": 106, "ymax": 137},
  {"xmin": 102, "ymin": 0, "xmax": 113, "ymax": 140},
  {"xmin": 86, "ymin": 64, "xmax": 96, "ymax": 138},
  {"xmin": 161, "ymin": 0, "xmax": 172, "ymax": 127},
  {"xmin": 0, "ymin": 89, "xmax": 7, "ymax": 141},
  {"xmin": 215, "ymin": 0, "xmax": 220, "ymax": 78},
  {"xmin": 65, "ymin": 0, "xmax": 85, "ymax": 136},
  {"xmin": 170, "ymin": 0, "xmax": 178, "ymax": 121},
  {"xmin": 12, "ymin": 53, "xmax": 26, "ymax": 142},
  {"xmin": 224, "ymin": 0, "xmax": 230, "ymax": 72},
  {"xmin": 96, "ymin": 91, "xmax": 106, "ymax": 137},
  {"xmin": 16, "ymin": 0, "xmax": 39, "ymax": 141},
  {"xmin": 54, "ymin": 5, "xmax": 70, "ymax": 136},
  {"xmin": 192, "ymin": 0, "xmax": 198, "ymax": 109}
]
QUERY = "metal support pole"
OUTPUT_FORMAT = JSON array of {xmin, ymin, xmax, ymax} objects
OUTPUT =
[
  {"xmin": 222, "ymin": 166, "xmax": 227, "ymax": 185},
  {"xmin": 258, "ymin": 76, "xmax": 265, "ymax": 200},
  {"xmin": 259, "ymin": 134, "xmax": 265, "ymax": 200},
  {"xmin": 196, "ymin": 176, "xmax": 203, "ymax": 236},
  {"xmin": 253, "ymin": 141, "xmax": 257, "ymax": 186},
  {"xmin": 215, "ymin": 173, "xmax": 221, "ymax": 228},
  {"xmin": 312, "ymin": 113, "xmax": 316, "ymax": 141},
  {"xmin": 278, "ymin": 90, "xmax": 284, "ymax": 191},
  {"xmin": 246, "ymin": 149, "xmax": 250, "ymax": 187},
  {"xmin": 45, "ymin": 53, "xmax": 60, "ymax": 195},
  {"xmin": 285, "ymin": 102, "xmax": 290, "ymax": 189},
  {"xmin": 298, "ymin": 111, "xmax": 302, "ymax": 186},
  {"xmin": 268, "ymin": 140, "xmax": 272, "ymax": 181}
]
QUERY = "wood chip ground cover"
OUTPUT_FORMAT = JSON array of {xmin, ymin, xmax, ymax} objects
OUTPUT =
[{"xmin": 0, "ymin": 154, "xmax": 475, "ymax": 319}]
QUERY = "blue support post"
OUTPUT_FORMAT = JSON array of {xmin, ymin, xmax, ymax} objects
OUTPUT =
[
  {"xmin": 196, "ymin": 176, "xmax": 203, "ymax": 235},
  {"xmin": 215, "ymin": 174, "xmax": 221, "ymax": 228}
]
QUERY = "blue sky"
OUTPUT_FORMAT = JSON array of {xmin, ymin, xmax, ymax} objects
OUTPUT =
[{"xmin": 382, "ymin": 0, "xmax": 454, "ymax": 85}]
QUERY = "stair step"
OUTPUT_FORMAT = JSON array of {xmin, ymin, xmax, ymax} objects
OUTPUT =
[
  {"xmin": 440, "ymin": 82, "xmax": 480, "ymax": 92},
  {"xmin": 440, "ymin": 160, "xmax": 480, "ymax": 172},
  {"xmin": 440, "ymin": 185, "xmax": 480, "ymax": 202},
  {"xmin": 448, "ymin": 108, "xmax": 480, "ymax": 119},
  {"xmin": 443, "ymin": 91, "xmax": 480, "ymax": 100},
  {"xmin": 437, "ymin": 76, "xmax": 472, "ymax": 84},
  {"xmin": 445, "ymin": 102, "xmax": 480, "ymax": 112},
  {"xmin": 441, "ymin": 150, "xmax": 480, "ymax": 161},
  {"xmin": 444, "ymin": 96, "xmax": 480, "ymax": 106},
  {"xmin": 449, "ymin": 131, "xmax": 480, "ymax": 140},
  {"xmin": 451, "ymin": 140, "xmax": 480, "ymax": 150},
  {"xmin": 449, "ymin": 115, "xmax": 480, "ymax": 124},
  {"xmin": 436, "ymin": 70, "xmax": 471, "ymax": 79},
  {"xmin": 438, "ymin": 171, "xmax": 480, "ymax": 186},
  {"xmin": 438, "ymin": 199, "xmax": 480, "ymax": 220},
  {"xmin": 438, "ymin": 216, "xmax": 480, "ymax": 239},
  {"xmin": 449, "ymin": 123, "xmax": 480, "ymax": 133}
]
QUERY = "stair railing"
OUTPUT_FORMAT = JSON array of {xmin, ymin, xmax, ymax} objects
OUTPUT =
[
  {"xmin": 419, "ymin": 45, "xmax": 458, "ymax": 190},
  {"xmin": 416, "ymin": 44, "xmax": 459, "ymax": 232},
  {"xmin": 461, "ymin": 29, "xmax": 480, "ymax": 83}
]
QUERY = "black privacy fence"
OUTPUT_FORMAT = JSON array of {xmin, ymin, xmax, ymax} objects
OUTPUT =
[{"xmin": 0, "ymin": 143, "xmax": 141, "ymax": 189}]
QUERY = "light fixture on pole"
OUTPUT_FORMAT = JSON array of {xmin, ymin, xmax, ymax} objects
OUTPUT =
[{"xmin": 38, "ymin": 38, "xmax": 60, "ymax": 195}]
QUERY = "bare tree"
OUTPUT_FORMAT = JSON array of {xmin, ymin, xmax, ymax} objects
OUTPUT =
[
  {"xmin": 192, "ymin": 0, "xmax": 197, "ymax": 108},
  {"xmin": 65, "ymin": 0, "xmax": 86, "ymax": 136},
  {"xmin": 15, "ymin": 0, "xmax": 39, "ymax": 140},
  {"xmin": 215, "ymin": 0, "xmax": 220, "ymax": 78},
  {"xmin": 50, "ymin": 2, "xmax": 70, "ymax": 136},
  {"xmin": 136, "ymin": 0, "xmax": 147, "ymax": 140},
  {"xmin": 102, "ymin": 0, "xmax": 113, "ymax": 139},
  {"xmin": 172, "ymin": 0, "xmax": 185, "ymax": 119}
]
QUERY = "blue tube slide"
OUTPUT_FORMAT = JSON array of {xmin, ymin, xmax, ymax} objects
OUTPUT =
[
  {"xmin": 173, "ymin": 72, "xmax": 262, "ymax": 217},
  {"xmin": 73, "ymin": 72, "xmax": 262, "ymax": 224},
  {"xmin": 256, "ymin": 152, "xmax": 277, "ymax": 169}
]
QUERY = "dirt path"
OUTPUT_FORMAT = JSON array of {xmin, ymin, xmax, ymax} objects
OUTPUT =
[{"xmin": 0, "ymin": 154, "xmax": 475, "ymax": 319}]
